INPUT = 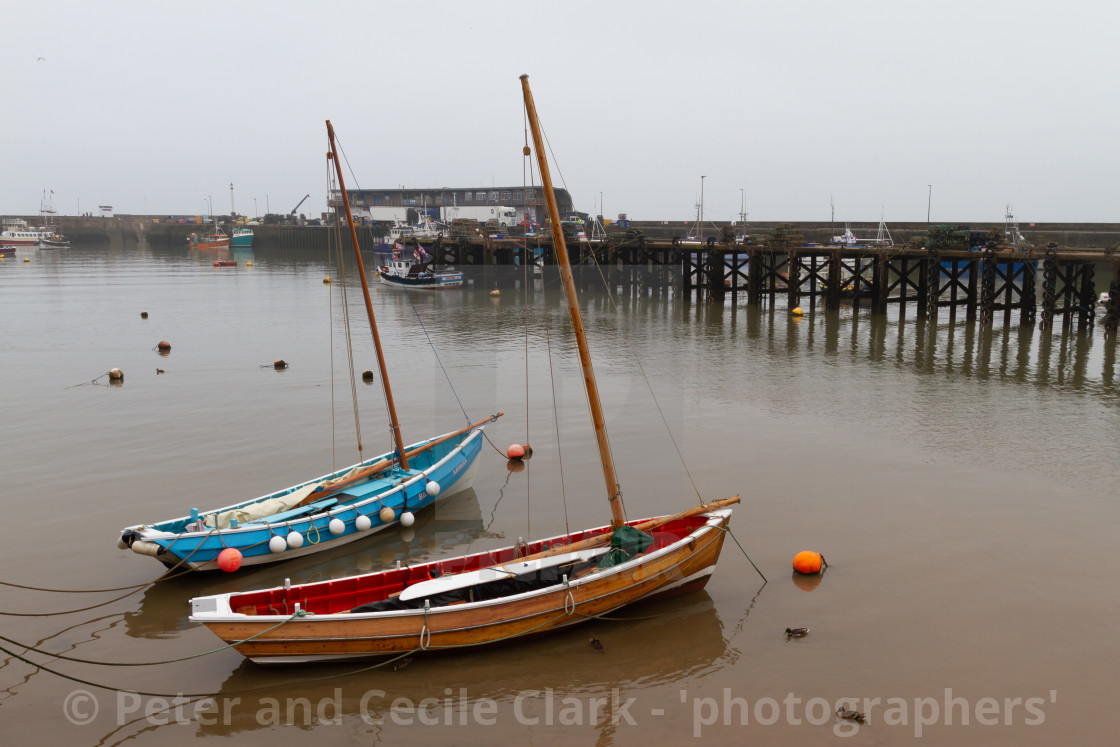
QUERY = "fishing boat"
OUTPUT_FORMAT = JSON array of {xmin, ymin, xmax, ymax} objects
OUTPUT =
[
  {"xmin": 38, "ymin": 233, "xmax": 70, "ymax": 249},
  {"xmin": 188, "ymin": 221, "xmax": 230, "ymax": 250},
  {"xmin": 230, "ymin": 227, "xmax": 254, "ymax": 248},
  {"xmin": 377, "ymin": 255, "xmax": 464, "ymax": 289},
  {"xmin": 120, "ymin": 129, "xmax": 500, "ymax": 572},
  {"xmin": 188, "ymin": 82, "xmax": 739, "ymax": 662},
  {"xmin": 35, "ymin": 190, "xmax": 71, "ymax": 248}
]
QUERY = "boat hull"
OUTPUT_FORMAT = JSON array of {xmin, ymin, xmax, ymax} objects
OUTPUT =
[
  {"xmin": 0, "ymin": 235, "xmax": 42, "ymax": 246},
  {"xmin": 377, "ymin": 269, "xmax": 464, "ymax": 289},
  {"xmin": 190, "ymin": 508, "xmax": 733, "ymax": 662},
  {"xmin": 190, "ymin": 238, "xmax": 231, "ymax": 250},
  {"xmin": 119, "ymin": 426, "xmax": 488, "ymax": 572},
  {"xmin": 230, "ymin": 231, "xmax": 254, "ymax": 248}
]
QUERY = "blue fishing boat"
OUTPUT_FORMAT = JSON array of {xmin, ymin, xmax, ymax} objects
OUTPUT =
[
  {"xmin": 119, "ymin": 126, "xmax": 499, "ymax": 572},
  {"xmin": 230, "ymin": 227, "xmax": 254, "ymax": 248},
  {"xmin": 118, "ymin": 422, "xmax": 496, "ymax": 571}
]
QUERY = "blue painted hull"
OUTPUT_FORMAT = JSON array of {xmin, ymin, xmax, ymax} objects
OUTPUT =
[{"xmin": 119, "ymin": 427, "xmax": 487, "ymax": 572}]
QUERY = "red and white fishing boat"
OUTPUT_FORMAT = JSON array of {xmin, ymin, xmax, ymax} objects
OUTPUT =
[
  {"xmin": 188, "ymin": 221, "xmax": 230, "ymax": 250},
  {"xmin": 189, "ymin": 80, "xmax": 740, "ymax": 663}
]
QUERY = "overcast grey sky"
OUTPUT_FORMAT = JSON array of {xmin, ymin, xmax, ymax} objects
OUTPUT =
[{"xmin": 5, "ymin": 0, "xmax": 1117, "ymax": 224}]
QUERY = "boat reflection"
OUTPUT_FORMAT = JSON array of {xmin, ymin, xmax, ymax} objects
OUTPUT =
[
  {"xmin": 124, "ymin": 490, "xmax": 491, "ymax": 639},
  {"xmin": 193, "ymin": 592, "xmax": 731, "ymax": 738}
]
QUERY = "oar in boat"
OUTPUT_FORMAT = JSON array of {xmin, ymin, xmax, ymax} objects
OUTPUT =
[
  {"xmin": 397, "ymin": 546, "xmax": 610, "ymax": 602},
  {"xmin": 394, "ymin": 496, "xmax": 740, "ymax": 602},
  {"xmin": 295, "ymin": 412, "xmax": 502, "ymax": 507}
]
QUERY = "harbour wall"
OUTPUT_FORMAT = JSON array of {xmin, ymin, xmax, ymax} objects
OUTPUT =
[{"xmin": 7, "ymin": 215, "xmax": 1120, "ymax": 251}]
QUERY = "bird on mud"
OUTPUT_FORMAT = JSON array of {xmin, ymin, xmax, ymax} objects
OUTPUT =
[
  {"xmin": 156, "ymin": 368, "xmax": 165, "ymax": 374},
  {"xmin": 836, "ymin": 707, "xmax": 866, "ymax": 723},
  {"xmin": 589, "ymin": 637, "xmax": 604, "ymax": 652},
  {"xmin": 392, "ymin": 656, "xmax": 413, "ymax": 671},
  {"xmin": 784, "ymin": 627, "xmax": 809, "ymax": 639}
]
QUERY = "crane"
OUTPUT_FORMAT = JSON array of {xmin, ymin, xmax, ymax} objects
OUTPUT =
[{"xmin": 291, "ymin": 194, "xmax": 310, "ymax": 217}]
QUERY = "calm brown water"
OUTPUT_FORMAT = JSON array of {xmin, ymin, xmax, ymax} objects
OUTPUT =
[{"xmin": 1, "ymin": 243, "xmax": 1117, "ymax": 745}]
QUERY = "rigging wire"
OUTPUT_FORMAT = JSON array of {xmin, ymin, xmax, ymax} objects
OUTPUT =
[
  {"xmin": 524, "ymin": 106, "xmax": 570, "ymax": 540},
  {"xmin": 327, "ymin": 158, "xmax": 340, "ymax": 471},
  {"xmin": 325, "ymin": 155, "xmax": 365, "ymax": 463},
  {"xmin": 334, "ymin": 134, "xmax": 398, "ymax": 460},
  {"xmin": 536, "ymin": 120, "xmax": 704, "ymax": 509},
  {"xmin": 400, "ymin": 290, "xmax": 471, "ymax": 425},
  {"xmin": 521, "ymin": 106, "xmax": 533, "ymax": 539}
]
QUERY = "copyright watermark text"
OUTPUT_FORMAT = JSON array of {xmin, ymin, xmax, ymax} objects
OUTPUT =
[{"xmin": 62, "ymin": 686, "xmax": 1059, "ymax": 737}]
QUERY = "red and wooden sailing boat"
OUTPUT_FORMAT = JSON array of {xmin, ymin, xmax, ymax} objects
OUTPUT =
[{"xmin": 189, "ymin": 79, "xmax": 739, "ymax": 663}]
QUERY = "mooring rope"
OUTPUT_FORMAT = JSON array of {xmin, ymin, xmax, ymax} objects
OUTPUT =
[
  {"xmin": 0, "ymin": 527, "xmax": 220, "ymax": 611},
  {"xmin": 0, "ymin": 611, "xmax": 299, "ymax": 668}
]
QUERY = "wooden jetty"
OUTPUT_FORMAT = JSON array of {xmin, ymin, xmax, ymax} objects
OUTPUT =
[{"xmin": 406, "ymin": 231, "xmax": 1120, "ymax": 335}]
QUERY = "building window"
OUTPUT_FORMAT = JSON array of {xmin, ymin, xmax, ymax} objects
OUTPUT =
[
  {"xmin": 475, "ymin": 192, "xmax": 486, "ymax": 201},
  {"xmin": 500, "ymin": 191, "xmax": 511, "ymax": 201},
  {"xmin": 513, "ymin": 191, "xmax": 523, "ymax": 201}
]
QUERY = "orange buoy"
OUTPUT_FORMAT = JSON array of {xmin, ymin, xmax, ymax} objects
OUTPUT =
[
  {"xmin": 108, "ymin": 368, "xmax": 124, "ymax": 381},
  {"xmin": 157, "ymin": 340, "xmax": 171, "ymax": 351},
  {"xmin": 274, "ymin": 359, "xmax": 288, "ymax": 370},
  {"xmin": 506, "ymin": 443, "xmax": 525, "ymax": 460},
  {"xmin": 792, "ymin": 551, "xmax": 823, "ymax": 574},
  {"xmin": 361, "ymin": 369, "xmax": 374, "ymax": 381},
  {"xmin": 217, "ymin": 547, "xmax": 243, "ymax": 572},
  {"xmin": 521, "ymin": 444, "xmax": 533, "ymax": 459},
  {"xmin": 140, "ymin": 311, "xmax": 148, "ymax": 319}
]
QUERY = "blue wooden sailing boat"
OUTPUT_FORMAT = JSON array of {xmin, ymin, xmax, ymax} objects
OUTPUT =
[
  {"xmin": 118, "ymin": 128, "xmax": 500, "ymax": 572},
  {"xmin": 118, "ymin": 422, "xmax": 495, "ymax": 571}
]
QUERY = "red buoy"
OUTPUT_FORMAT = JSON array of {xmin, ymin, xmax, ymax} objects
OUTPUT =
[
  {"xmin": 217, "ymin": 547, "xmax": 243, "ymax": 572},
  {"xmin": 157, "ymin": 340, "xmax": 171, "ymax": 351},
  {"xmin": 792, "ymin": 551, "xmax": 823, "ymax": 575},
  {"xmin": 274, "ymin": 359, "xmax": 288, "ymax": 370},
  {"xmin": 506, "ymin": 443, "xmax": 526, "ymax": 460}
]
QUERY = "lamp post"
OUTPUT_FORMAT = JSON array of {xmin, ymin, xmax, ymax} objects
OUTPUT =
[
  {"xmin": 266, "ymin": 194, "xmax": 270, "ymax": 215},
  {"xmin": 927, "ymin": 184, "xmax": 932, "ymax": 226},
  {"xmin": 700, "ymin": 176, "xmax": 706, "ymax": 237},
  {"xmin": 254, "ymin": 197, "xmax": 258, "ymax": 218}
]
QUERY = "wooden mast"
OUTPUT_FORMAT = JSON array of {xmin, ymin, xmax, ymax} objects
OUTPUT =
[
  {"xmin": 325, "ymin": 120, "xmax": 409, "ymax": 471},
  {"xmin": 519, "ymin": 75, "xmax": 625, "ymax": 530}
]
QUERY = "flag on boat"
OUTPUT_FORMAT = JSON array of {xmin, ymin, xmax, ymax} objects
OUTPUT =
[
  {"xmin": 414, "ymin": 243, "xmax": 430, "ymax": 261},
  {"xmin": 393, "ymin": 242, "xmax": 404, "ymax": 257}
]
